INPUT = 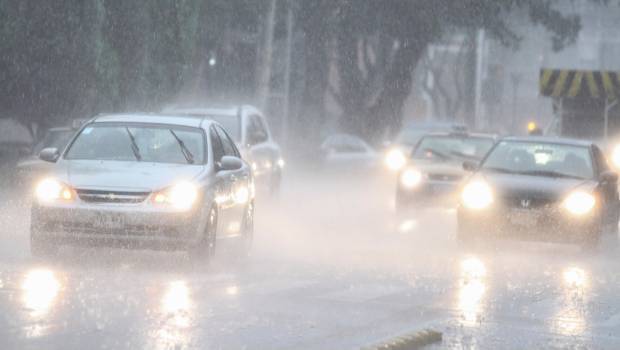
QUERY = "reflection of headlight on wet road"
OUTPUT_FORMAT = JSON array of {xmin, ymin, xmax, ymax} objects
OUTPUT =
[
  {"xmin": 457, "ymin": 257, "xmax": 486, "ymax": 326},
  {"xmin": 461, "ymin": 181, "xmax": 493, "ymax": 210},
  {"xmin": 162, "ymin": 281, "xmax": 190, "ymax": 314},
  {"xmin": 22, "ymin": 269, "xmax": 61, "ymax": 316},
  {"xmin": 563, "ymin": 191, "xmax": 595, "ymax": 216},
  {"xmin": 385, "ymin": 149, "xmax": 406, "ymax": 171},
  {"xmin": 563, "ymin": 267, "xmax": 586, "ymax": 288}
]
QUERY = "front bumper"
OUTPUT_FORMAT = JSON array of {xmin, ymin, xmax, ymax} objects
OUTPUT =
[
  {"xmin": 457, "ymin": 204, "xmax": 600, "ymax": 243},
  {"xmin": 397, "ymin": 181, "xmax": 459, "ymax": 208},
  {"xmin": 31, "ymin": 202, "xmax": 206, "ymax": 250}
]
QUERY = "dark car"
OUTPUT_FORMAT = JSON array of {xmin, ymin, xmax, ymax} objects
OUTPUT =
[
  {"xmin": 396, "ymin": 132, "xmax": 496, "ymax": 211},
  {"xmin": 457, "ymin": 137, "xmax": 619, "ymax": 249}
]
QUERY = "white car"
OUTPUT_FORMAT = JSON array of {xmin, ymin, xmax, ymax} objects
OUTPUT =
[
  {"xmin": 31, "ymin": 113, "xmax": 254, "ymax": 262},
  {"xmin": 320, "ymin": 134, "xmax": 378, "ymax": 169},
  {"xmin": 167, "ymin": 106, "xmax": 283, "ymax": 194}
]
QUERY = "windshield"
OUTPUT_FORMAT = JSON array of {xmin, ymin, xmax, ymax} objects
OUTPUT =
[
  {"xmin": 65, "ymin": 124, "xmax": 205, "ymax": 164},
  {"xmin": 205, "ymin": 115, "xmax": 240, "ymax": 142},
  {"xmin": 482, "ymin": 141, "xmax": 594, "ymax": 179},
  {"xmin": 34, "ymin": 129, "xmax": 75, "ymax": 154},
  {"xmin": 412, "ymin": 135, "xmax": 495, "ymax": 161}
]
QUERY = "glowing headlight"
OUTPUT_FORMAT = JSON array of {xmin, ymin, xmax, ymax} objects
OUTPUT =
[
  {"xmin": 153, "ymin": 182, "xmax": 198, "ymax": 210},
  {"xmin": 385, "ymin": 149, "xmax": 406, "ymax": 171},
  {"xmin": 277, "ymin": 158, "xmax": 285, "ymax": 168},
  {"xmin": 400, "ymin": 168, "xmax": 423, "ymax": 188},
  {"xmin": 563, "ymin": 191, "xmax": 595, "ymax": 215},
  {"xmin": 612, "ymin": 144, "xmax": 620, "ymax": 169},
  {"xmin": 461, "ymin": 181, "xmax": 493, "ymax": 210},
  {"xmin": 35, "ymin": 178, "xmax": 74, "ymax": 202}
]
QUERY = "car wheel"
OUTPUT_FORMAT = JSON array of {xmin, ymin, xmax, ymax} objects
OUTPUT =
[
  {"xmin": 188, "ymin": 206, "xmax": 217, "ymax": 264},
  {"xmin": 30, "ymin": 229, "xmax": 59, "ymax": 259},
  {"xmin": 269, "ymin": 170, "xmax": 281, "ymax": 197},
  {"xmin": 581, "ymin": 223, "xmax": 602, "ymax": 252},
  {"xmin": 239, "ymin": 202, "xmax": 254, "ymax": 259}
]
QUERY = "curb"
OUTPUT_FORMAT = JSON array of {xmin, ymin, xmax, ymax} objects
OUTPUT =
[{"xmin": 361, "ymin": 329, "xmax": 442, "ymax": 350}]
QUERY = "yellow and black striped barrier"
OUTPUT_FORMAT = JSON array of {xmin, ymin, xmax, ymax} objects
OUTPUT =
[{"xmin": 540, "ymin": 69, "xmax": 620, "ymax": 99}]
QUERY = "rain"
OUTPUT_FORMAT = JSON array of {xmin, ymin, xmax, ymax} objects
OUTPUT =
[{"xmin": 1, "ymin": 1, "xmax": 620, "ymax": 349}]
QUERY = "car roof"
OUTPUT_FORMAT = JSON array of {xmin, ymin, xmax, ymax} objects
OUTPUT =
[
  {"xmin": 164, "ymin": 105, "xmax": 261, "ymax": 118},
  {"xmin": 91, "ymin": 113, "xmax": 214, "ymax": 128},
  {"xmin": 422, "ymin": 131, "xmax": 496, "ymax": 139},
  {"xmin": 403, "ymin": 121, "xmax": 466, "ymax": 129},
  {"xmin": 501, "ymin": 136, "xmax": 594, "ymax": 147}
]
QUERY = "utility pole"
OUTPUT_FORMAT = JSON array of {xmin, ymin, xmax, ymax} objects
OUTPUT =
[
  {"xmin": 257, "ymin": 0, "xmax": 277, "ymax": 112},
  {"xmin": 282, "ymin": 0, "xmax": 294, "ymax": 149}
]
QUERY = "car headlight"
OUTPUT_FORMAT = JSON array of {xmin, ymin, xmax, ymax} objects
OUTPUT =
[
  {"xmin": 35, "ymin": 178, "xmax": 74, "ymax": 202},
  {"xmin": 385, "ymin": 149, "xmax": 406, "ymax": 171},
  {"xmin": 563, "ymin": 191, "xmax": 595, "ymax": 215},
  {"xmin": 612, "ymin": 144, "xmax": 620, "ymax": 169},
  {"xmin": 400, "ymin": 168, "xmax": 423, "ymax": 188},
  {"xmin": 461, "ymin": 181, "xmax": 493, "ymax": 210},
  {"xmin": 153, "ymin": 182, "xmax": 198, "ymax": 210}
]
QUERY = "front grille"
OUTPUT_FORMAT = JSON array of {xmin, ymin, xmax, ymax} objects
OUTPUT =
[
  {"xmin": 502, "ymin": 196, "xmax": 556, "ymax": 209},
  {"xmin": 427, "ymin": 173, "xmax": 462, "ymax": 182},
  {"xmin": 52, "ymin": 221, "xmax": 175, "ymax": 236},
  {"xmin": 76, "ymin": 189, "xmax": 150, "ymax": 204}
]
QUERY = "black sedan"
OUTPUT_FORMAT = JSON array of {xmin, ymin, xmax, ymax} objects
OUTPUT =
[{"xmin": 457, "ymin": 137, "xmax": 620, "ymax": 249}]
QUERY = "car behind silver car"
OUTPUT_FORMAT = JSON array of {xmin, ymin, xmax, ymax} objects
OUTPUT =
[{"xmin": 30, "ymin": 113, "xmax": 254, "ymax": 263}]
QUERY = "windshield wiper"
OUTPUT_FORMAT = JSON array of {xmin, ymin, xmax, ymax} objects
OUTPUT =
[
  {"xmin": 450, "ymin": 150, "xmax": 479, "ymax": 160},
  {"xmin": 517, "ymin": 170, "xmax": 584, "ymax": 180},
  {"xmin": 422, "ymin": 148, "xmax": 450, "ymax": 160},
  {"xmin": 483, "ymin": 167, "xmax": 515, "ymax": 174},
  {"xmin": 169, "ymin": 129, "xmax": 194, "ymax": 164},
  {"xmin": 125, "ymin": 127, "xmax": 142, "ymax": 161}
]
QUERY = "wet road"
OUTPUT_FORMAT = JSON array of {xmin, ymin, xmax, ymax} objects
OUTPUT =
[{"xmin": 0, "ymin": 169, "xmax": 619, "ymax": 349}]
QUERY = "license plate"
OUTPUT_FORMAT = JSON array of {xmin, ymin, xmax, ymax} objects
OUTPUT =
[
  {"xmin": 508, "ymin": 209, "xmax": 538, "ymax": 228},
  {"xmin": 93, "ymin": 213, "xmax": 125, "ymax": 230}
]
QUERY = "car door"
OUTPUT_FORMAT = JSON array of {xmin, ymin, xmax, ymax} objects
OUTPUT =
[
  {"xmin": 216, "ymin": 125, "xmax": 248, "ymax": 236},
  {"xmin": 210, "ymin": 126, "xmax": 235, "ymax": 235},
  {"xmin": 245, "ymin": 114, "xmax": 277, "ymax": 182},
  {"xmin": 593, "ymin": 146, "xmax": 619, "ymax": 225}
]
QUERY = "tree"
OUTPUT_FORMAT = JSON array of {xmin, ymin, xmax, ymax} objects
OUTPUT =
[{"xmin": 303, "ymin": 0, "xmax": 586, "ymax": 143}]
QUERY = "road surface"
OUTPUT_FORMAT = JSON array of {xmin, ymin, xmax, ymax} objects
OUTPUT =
[{"xmin": 0, "ymin": 168, "xmax": 619, "ymax": 349}]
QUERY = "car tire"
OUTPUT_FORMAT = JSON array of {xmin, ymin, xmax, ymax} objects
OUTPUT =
[
  {"xmin": 581, "ymin": 222, "xmax": 602, "ymax": 252},
  {"xmin": 238, "ymin": 202, "xmax": 254, "ymax": 259},
  {"xmin": 188, "ymin": 206, "xmax": 217, "ymax": 265},
  {"xmin": 269, "ymin": 170, "xmax": 281, "ymax": 197},
  {"xmin": 30, "ymin": 230, "xmax": 59, "ymax": 259}
]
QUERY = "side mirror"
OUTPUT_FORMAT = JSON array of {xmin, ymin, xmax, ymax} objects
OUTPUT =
[
  {"xmin": 601, "ymin": 171, "xmax": 618, "ymax": 183},
  {"xmin": 39, "ymin": 148, "xmax": 59, "ymax": 163},
  {"xmin": 462, "ymin": 160, "xmax": 479, "ymax": 172},
  {"xmin": 218, "ymin": 156, "xmax": 243, "ymax": 171}
]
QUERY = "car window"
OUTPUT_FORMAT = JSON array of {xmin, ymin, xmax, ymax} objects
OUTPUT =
[
  {"xmin": 482, "ymin": 141, "xmax": 594, "ymax": 179},
  {"xmin": 247, "ymin": 115, "xmax": 269, "ymax": 145},
  {"xmin": 206, "ymin": 115, "xmax": 241, "ymax": 142},
  {"xmin": 592, "ymin": 146, "xmax": 609, "ymax": 173},
  {"xmin": 216, "ymin": 126, "xmax": 240, "ymax": 157},
  {"xmin": 210, "ymin": 127, "xmax": 225, "ymax": 161},
  {"xmin": 65, "ymin": 124, "xmax": 206, "ymax": 164},
  {"xmin": 412, "ymin": 136, "xmax": 495, "ymax": 161}
]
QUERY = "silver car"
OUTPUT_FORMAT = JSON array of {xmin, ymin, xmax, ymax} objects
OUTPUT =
[
  {"xmin": 166, "ymin": 106, "xmax": 283, "ymax": 194},
  {"xmin": 30, "ymin": 114, "xmax": 254, "ymax": 263}
]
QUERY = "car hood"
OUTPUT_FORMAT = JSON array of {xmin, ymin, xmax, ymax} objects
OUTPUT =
[
  {"xmin": 412, "ymin": 159, "xmax": 467, "ymax": 177},
  {"xmin": 58, "ymin": 160, "xmax": 206, "ymax": 191},
  {"xmin": 477, "ymin": 172, "xmax": 596, "ymax": 201}
]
